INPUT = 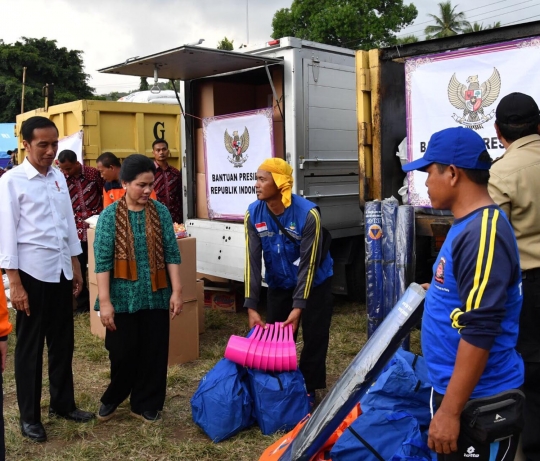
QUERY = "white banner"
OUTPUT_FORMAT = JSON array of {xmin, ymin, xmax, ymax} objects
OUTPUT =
[
  {"xmin": 203, "ymin": 108, "xmax": 274, "ymax": 220},
  {"xmin": 55, "ymin": 130, "xmax": 84, "ymax": 165},
  {"xmin": 405, "ymin": 37, "xmax": 540, "ymax": 206}
]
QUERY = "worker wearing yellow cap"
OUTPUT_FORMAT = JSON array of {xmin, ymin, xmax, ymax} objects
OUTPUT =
[{"xmin": 244, "ymin": 158, "xmax": 333, "ymax": 407}]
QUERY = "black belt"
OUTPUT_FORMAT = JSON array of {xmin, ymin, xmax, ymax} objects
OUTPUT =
[{"xmin": 522, "ymin": 267, "xmax": 540, "ymax": 280}]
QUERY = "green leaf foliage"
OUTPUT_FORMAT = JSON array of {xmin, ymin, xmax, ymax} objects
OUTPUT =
[
  {"xmin": 217, "ymin": 37, "xmax": 235, "ymax": 51},
  {"xmin": 424, "ymin": 1, "xmax": 470, "ymax": 38},
  {"xmin": 271, "ymin": 0, "xmax": 418, "ymax": 50},
  {"xmin": 0, "ymin": 37, "xmax": 96, "ymax": 122}
]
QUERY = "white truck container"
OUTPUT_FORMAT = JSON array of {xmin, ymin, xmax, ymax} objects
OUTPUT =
[{"xmin": 100, "ymin": 38, "xmax": 364, "ymax": 299}]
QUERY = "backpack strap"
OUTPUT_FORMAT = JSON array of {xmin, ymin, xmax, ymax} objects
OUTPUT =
[
  {"xmin": 348, "ymin": 426, "xmax": 385, "ymax": 461},
  {"xmin": 267, "ymin": 208, "xmax": 298, "ymax": 246},
  {"xmin": 267, "ymin": 206, "xmax": 332, "ymax": 260}
]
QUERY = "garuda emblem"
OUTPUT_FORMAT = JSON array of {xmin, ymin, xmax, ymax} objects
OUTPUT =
[
  {"xmin": 448, "ymin": 68, "xmax": 501, "ymax": 130},
  {"xmin": 224, "ymin": 127, "xmax": 250, "ymax": 168}
]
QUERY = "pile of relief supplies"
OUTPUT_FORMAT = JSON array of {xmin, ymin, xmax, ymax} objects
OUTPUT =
[{"xmin": 191, "ymin": 343, "xmax": 436, "ymax": 461}]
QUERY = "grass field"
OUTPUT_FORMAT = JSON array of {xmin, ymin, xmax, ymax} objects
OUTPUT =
[{"xmin": 3, "ymin": 298, "xmax": 420, "ymax": 461}]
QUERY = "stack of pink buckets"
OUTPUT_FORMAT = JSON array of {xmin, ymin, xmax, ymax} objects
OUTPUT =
[{"xmin": 224, "ymin": 323, "xmax": 297, "ymax": 372}]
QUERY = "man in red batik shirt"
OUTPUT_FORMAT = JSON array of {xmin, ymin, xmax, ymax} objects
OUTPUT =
[
  {"xmin": 58, "ymin": 149, "xmax": 104, "ymax": 314},
  {"xmin": 152, "ymin": 139, "xmax": 183, "ymax": 224}
]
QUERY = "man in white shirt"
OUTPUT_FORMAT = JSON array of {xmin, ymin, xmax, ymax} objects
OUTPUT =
[{"xmin": 0, "ymin": 117, "xmax": 95, "ymax": 443}]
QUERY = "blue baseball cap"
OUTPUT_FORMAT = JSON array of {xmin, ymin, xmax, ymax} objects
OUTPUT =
[{"xmin": 403, "ymin": 127, "xmax": 490, "ymax": 172}]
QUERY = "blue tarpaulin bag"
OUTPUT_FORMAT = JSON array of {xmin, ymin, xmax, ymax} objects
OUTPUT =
[
  {"xmin": 191, "ymin": 358, "xmax": 254, "ymax": 442},
  {"xmin": 248, "ymin": 368, "xmax": 310, "ymax": 436},
  {"xmin": 361, "ymin": 349, "xmax": 432, "ymax": 430},
  {"xmin": 330, "ymin": 409, "xmax": 430, "ymax": 461}
]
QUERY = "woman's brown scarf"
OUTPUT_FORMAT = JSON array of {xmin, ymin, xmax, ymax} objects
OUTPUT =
[{"xmin": 113, "ymin": 196, "xmax": 168, "ymax": 292}]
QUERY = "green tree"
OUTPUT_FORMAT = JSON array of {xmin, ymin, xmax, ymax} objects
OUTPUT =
[
  {"xmin": 217, "ymin": 37, "xmax": 234, "ymax": 51},
  {"xmin": 396, "ymin": 34, "xmax": 419, "ymax": 44},
  {"xmin": 0, "ymin": 37, "xmax": 95, "ymax": 122},
  {"xmin": 271, "ymin": 0, "xmax": 417, "ymax": 50},
  {"xmin": 139, "ymin": 77, "xmax": 149, "ymax": 91},
  {"xmin": 463, "ymin": 21, "xmax": 501, "ymax": 33},
  {"xmin": 424, "ymin": 1, "xmax": 470, "ymax": 39}
]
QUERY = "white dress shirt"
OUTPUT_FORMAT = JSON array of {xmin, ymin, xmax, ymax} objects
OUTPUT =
[{"xmin": 0, "ymin": 158, "xmax": 82, "ymax": 282}]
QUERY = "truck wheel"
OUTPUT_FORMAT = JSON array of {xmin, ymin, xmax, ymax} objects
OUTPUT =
[{"xmin": 345, "ymin": 255, "xmax": 366, "ymax": 303}]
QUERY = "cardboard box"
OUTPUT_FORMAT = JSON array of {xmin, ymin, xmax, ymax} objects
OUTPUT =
[
  {"xmin": 196, "ymin": 173, "xmax": 209, "ymax": 219},
  {"xmin": 87, "ymin": 228, "xmax": 97, "ymax": 285},
  {"xmin": 177, "ymin": 237, "xmax": 197, "ymax": 302},
  {"xmin": 203, "ymin": 283, "xmax": 243, "ymax": 313},
  {"xmin": 197, "ymin": 279, "xmax": 205, "ymax": 334},
  {"xmin": 272, "ymin": 68, "xmax": 284, "ymax": 121},
  {"xmin": 89, "ymin": 282, "xmax": 106, "ymax": 339},
  {"xmin": 196, "ymin": 128, "xmax": 205, "ymax": 174},
  {"xmin": 273, "ymin": 121, "xmax": 284, "ymax": 160},
  {"xmin": 196, "ymin": 273, "xmax": 228, "ymax": 284},
  {"xmin": 89, "ymin": 283, "xmax": 200, "ymax": 366},
  {"xmin": 168, "ymin": 299, "xmax": 199, "ymax": 366}
]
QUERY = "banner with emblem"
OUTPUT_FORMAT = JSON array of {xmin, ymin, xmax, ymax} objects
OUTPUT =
[
  {"xmin": 203, "ymin": 108, "xmax": 274, "ymax": 220},
  {"xmin": 405, "ymin": 36, "xmax": 540, "ymax": 207}
]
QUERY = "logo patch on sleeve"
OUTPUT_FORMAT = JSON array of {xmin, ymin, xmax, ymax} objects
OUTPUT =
[{"xmin": 255, "ymin": 222, "xmax": 268, "ymax": 232}]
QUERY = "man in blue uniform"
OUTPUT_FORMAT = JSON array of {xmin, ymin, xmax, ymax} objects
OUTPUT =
[
  {"xmin": 244, "ymin": 158, "xmax": 333, "ymax": 405},
  {"xmin": 403, "ymin": 127, "xmax": 524, "ymax": 460}
]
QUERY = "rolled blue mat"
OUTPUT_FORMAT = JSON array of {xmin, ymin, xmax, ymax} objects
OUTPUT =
[
  {"xmin": 394, "ymin": 205, "xmax": 416, "ymax": 351},
  {"xmin": 277, "ymin": 283, "xmax": 426, "ymax": 461},
  {"xmin": 382, "ymin": 197, "xmax": 399, "ymax": 319},
  {"xmin": 364, "ymin": 201, "xmax": 383, "ymax": 337}
]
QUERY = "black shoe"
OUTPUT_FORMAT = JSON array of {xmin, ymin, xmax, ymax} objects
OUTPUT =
[
  {"xmin": 49, "ymin": 408, "xmax": 95, "ymax": 423},
  {"xmin": 130, "ymin": 410, "xmax": 161, "ymax": 423},
  {"xmin": 20, "ymin": 421, "xmax": 47, "ymax": 443},
  {"xmin": 97, "ymin": 403, "xmax": 118, "ymax": 421}
]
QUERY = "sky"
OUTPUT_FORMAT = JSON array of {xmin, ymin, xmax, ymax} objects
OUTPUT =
[{"xmin": 3, "ymin": 0, "xmax": 540, "ymax": 95}]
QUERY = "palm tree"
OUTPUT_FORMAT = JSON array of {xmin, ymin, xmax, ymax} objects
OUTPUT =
[
  {"xmin": 463, "ymin": 21, "xmax": 501, "ymax": 33},
  {"xmin": 424, "ymin": 1, "xmax": 470, "ymax": 39}
]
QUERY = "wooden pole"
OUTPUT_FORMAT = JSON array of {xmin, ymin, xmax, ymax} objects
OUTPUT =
[{"xmin": 21, "ymin": 66, "xmax": 27, "ymax": 114}]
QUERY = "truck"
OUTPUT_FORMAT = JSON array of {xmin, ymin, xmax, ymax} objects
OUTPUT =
[
  {"xmin": 17, "ymin": 22, "xmax": 538, "ymax": 301},
  {"xmin": 354, "ymin": 20, "xmax": 540, "ymax": 282},
  {"xmin": 99, "ymin": 38, "xmax": 365, "ymax": 300}
]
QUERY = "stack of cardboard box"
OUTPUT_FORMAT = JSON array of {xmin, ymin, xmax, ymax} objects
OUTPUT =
[
  {"xmin": 87, "ymin": 229, "xmax": 201, "ymax": 366},
  {"xmin": 194, "ymin": 67, "xmax": 285, "ymax": 219}
]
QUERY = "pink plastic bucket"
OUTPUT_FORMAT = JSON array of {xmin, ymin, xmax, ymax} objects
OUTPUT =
[
  {"xmin": 244, "ymin": 325, "xmax": 262, "ymax": 368},
  {"xmin": 224, "ymin": 335, "xmax": 252, "ymax": 365},
  {"xmin": 285, "ymin": 324, "xmax": 297, "ymax": 370},
  {"xmin": 252, "ymin": 325, "xmax": 270, "ymax": 370},
  {"xmin": 275, "ymin": 322, "xmax": 284, "ymax": 371}
]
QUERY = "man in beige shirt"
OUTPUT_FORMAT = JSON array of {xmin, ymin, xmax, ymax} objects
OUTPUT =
[{"xmin": 488, "ymin": 92, "xmax": 540, "ymax": 461}]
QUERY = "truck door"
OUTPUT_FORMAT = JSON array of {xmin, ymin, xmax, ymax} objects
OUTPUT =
[{"xmin": 301, "ymin": 59, "xmax": 361, "ymax": 238}]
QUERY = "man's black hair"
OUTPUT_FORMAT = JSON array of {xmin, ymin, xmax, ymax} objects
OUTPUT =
[
  {"xmin": 435, "ymin": 150, "xmax": 491, "ymax": 185},
  {"xmin": 21, "ymin": 117, "xmax": 58, "ymax": 142},
  {"xmin": 120, "ymin": 154, "xmax": 156, "ymax": 182},
  {"xmin": 152, "ymin": 139, "xmax": 168, "ymax": 149},
  {"xmin": 57, "ymin": 149, "xmax": 78, "ymax": 163},
  {"xmin": 96, "ymin": 152, "xmax": 121, "ymax": 168},
  {"xmin": 496, "ymin": 120, "xmax": 539, "ymax": 143}
]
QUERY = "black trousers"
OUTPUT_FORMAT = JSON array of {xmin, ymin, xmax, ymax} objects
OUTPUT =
[
  {"xmin": 266, "ymin": 277, "xmax": 333, "ymax": 391},
  {"xmin": 519, "ymin": 270, "xmax": 540, "ymax": 461},
  {"xmin": 15, "ymin": 271, "xmax": 76, "ymax": 423},
  {"xmin": 432, "ymin": 391, "xmax": 519, "ymax": 461},
  {"xmin": 101, "ymin": 309, "xmax": 170, "ymax": 414},
  {"xmin": 76, "ymin": 241, "xmax": 90, "ymax": 310}
]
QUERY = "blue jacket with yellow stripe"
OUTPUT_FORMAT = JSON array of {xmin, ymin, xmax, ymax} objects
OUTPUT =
[
  {"xmin": 244, "ymin": 194, "xmax": 333, "ymax": 309},
  {"xmin": 422, "ymin": 205, "xmax": 524, "ymax": 398}
]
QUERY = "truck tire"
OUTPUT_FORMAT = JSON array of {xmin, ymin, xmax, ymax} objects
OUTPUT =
[{"xmin": 345, "ymin": 255, "xmax": 366, "ymax": 303}]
